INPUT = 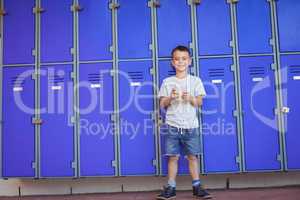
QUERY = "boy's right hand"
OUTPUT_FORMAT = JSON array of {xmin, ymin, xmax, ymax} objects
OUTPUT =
[{"xmin": 170, "ymin": 88, "xmax": 179, "ymax": 100}]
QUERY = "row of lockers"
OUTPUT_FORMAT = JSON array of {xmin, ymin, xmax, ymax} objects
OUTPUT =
[
  {"xmin": 2, "ymin": 54, "xmax": 300, "ymax": 177},
  {"xmin": 1, "ymin": 0, "xmax": 300, "ymax": 65}
]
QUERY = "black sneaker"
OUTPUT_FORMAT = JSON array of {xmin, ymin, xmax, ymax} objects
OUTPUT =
[
  {"xmin": 193, "ymin": 185, "xmax": 212, "ymax": 199},
  {"xmin": 156, "ymin": 185, "xmax": 176, "ymax": 200}
]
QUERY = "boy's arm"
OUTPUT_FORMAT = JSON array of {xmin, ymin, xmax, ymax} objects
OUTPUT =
[
  {"xmin": 190, "ymin": 95, "xmax": 203, "ymax": 107},
  {"xmin": 159, "ymin": 96, "xmax": 172, "ymax": 108}
]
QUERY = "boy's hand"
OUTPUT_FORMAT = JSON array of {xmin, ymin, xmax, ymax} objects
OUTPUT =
[
  {"xmin": 170, "ymin": 88, "xmax": 179, "ymax": 100},
  {"xmin": 182, "ymin": 91, "xmax": 194, "ymax": 104}
]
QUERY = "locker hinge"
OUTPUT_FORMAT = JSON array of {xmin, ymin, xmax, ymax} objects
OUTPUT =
[
  {"xmin": 70, "ymin": 72, "xmax": 76, "ymax": 79},
  {"xmin": 149, "ymin": 43, "xmax": 153, "ymax": 50},
  {"xmin": 276, "ymin": 154, "xmax": 282, "ymax": 162},
  {"xmin": 230, "ymin": 65, "xmax": 236, "ymax": 72},
  {"xmin": 150, "ymin": 67, "xmax": 154, "ymax": 75},
  {"xmin": 32, "ymin": 118, "xmax": 43, "ymax": 125},
  {"xmin": 110, "ymin": 114, "xmax": 116, "ymax": 122},
  {"xmin": 271, "ymin": 63, "xmax": 276, "ymax": 71},
  {"xmin": 0, "ymin": 9, "xmax": 7, "ymax": 16},
  {"xmin": 190, "ymin": 67, "xmax": 196, "ymax": 75},
  {"xmin": 111, "ymin": 160, "xmax": 117, "ymax": 168},
  {"xmin": 233, "ymin": 110, "xmax": 239, "ymax": 117},
  {"xmin": 188, "ymin": 0, "xmax": 202, "ymax": 6},
  {"xmin": 71, "ymin": 161, "xmax": 76, "ymax": 169},
  {"xmin": 70, "ymin": 116, "xmax": 76, "ymax": 124},
  {"xmin": 229, "ymin": 40, "xmax": 234, "ymax": 48},
  {"xmin": 109, "ymin": 3, "xmax": 120, "ymax": 10},
  {"xmin": 110, "ymin": 70, "xmax": 116, "ymax": 76},
  {"xmin": 152, "ymin": 159, "xmax": 158, "ymax": 166},
  {"xmin": 227, "ymin": 0, "xmax": 239, "ymax": 4},
  {"xmin": 70, "ymin": 48, "xmax": 75, "ymax": 55},
  {"xmin": 148, "ymin": 0, "xmax": 161, "ymax": 8},
  {"xmin": 189, "ymin": 42, "xmax": 193, "ymax": 49},
  {"xmin": 32, "ymin": 72, "xmax": 38, "ymax": 80},
  {"xmin": 109, "ymin": 45, "xmax": 114, "ymax": 53},
  {"xmin": 235, "ymin": 156, "xmax": 241, "ymax": 164},
  {"xmin": 274, "ymin": 108, "xmax": 280, "ymax": 115},
  {"xmin": 33, "ymin": 7, "xmax": 45, "ymax": 14},
  {"xmin": 71, "ymin": 4, "xmax": 83, "ymax": 12},
  {"xmin": 269, "ymin": 38, "xmax": 275, "ymax": 46},
  {"xmin": 32, "ymin": 49, "xmax": 37, "ymax": 56},
  {"xmin": 31, "ymin": 162, "xmax": 37, "ymax": 169}
]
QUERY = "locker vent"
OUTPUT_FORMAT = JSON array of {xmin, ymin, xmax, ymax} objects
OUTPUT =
[
  {"xmin": 11, "ymin": 76, "xmax": 25, "ymax": 87},
  {"xmin": 88, "ymin": 73, "xmax": 103, "ymax": 83},
  {"xmin": 128, "ymin": 71, "xmax": 143, "ymax": 81},
  {"xmin": 248, "ymin": 66, "xmax": 265, "ymax": 76},
  {"xmin": 208, "ymin": 68, "xmax": 224, "ymax": 78},
  {"xmin": 168, "ymin": 70, "xmax": 176, "ymax": 76},
  {"xmin": 289, "ymin": 65, "xmax": 300, "ymax": 75},
  {"xmin": 48, "ymin": 75, "xmax": 65, "ymax": 84}
]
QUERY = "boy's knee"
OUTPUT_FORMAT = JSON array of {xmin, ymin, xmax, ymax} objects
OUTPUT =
[
  {"xmin": 169, "ymin": 156, "xmax": 179, "ymax": 162},
  {"xmin": 187, "ymin": 155, "xmax": 198, "ymax": 162}
]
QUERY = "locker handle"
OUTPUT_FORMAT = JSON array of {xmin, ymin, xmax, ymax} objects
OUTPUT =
[
  {"xmin": 33, "ymin": 7, "xmax": 45, "ymax": 14},
  {"xmin": 227, "ymin": 0, "xmax": 239, "ymax": 4},
  {"xmin": 152, "ymin": 1, "xmax": 161, "ymax": 7},
  {"xmin": 72, "ymin": 4, "xmax": 83, "ymax": 12},
  {"xmin": 0, "ymin": 9, "xmax": 7, "ymax": 16},
  {"xmin": 32, "ymin": 119, "xmax": 43, "ymax": 125},
  {"xmin": 192, "ymin": 0, "xmax": 202, "ymax": 5},
  {"xmin": 281, "ymin": 107, "xmax": 290, "ymax": 114}
]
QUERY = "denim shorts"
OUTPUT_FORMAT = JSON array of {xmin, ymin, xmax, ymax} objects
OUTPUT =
[{"xmin": 164, "ymin": 125, "xmax": 201, "ymax": 157}]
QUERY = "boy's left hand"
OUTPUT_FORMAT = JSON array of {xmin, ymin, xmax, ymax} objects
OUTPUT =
[{"xmin": 182, "ymin": 91, "xmax": 194, "ymax": 103}]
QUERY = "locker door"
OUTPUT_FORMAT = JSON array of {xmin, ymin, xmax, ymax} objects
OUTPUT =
[
  {"xmin": 40, "ymin": 65, "xmax": 74, "ymax": 177},
  {"xmin": 78, "ymin": 0, "xmax": 112, "ymax": 61},
  {"xmin": 280, "ymin": 55, "xmax": 300, "ymax": 170},
  {"xmin": 158, "ymin": 61, "xmax": 189, "ymax": 175},
  {"xmin": 157, "ymin": 0, "xmax": 191, "ymax": 57},
  {"xmin": 199, "ymin": 58, "xmax": 240, "ymax": 173},
  {"xmin": 240, "ymin": 56, "xmax": 281, "ymax": 171},
  {"xmin": 40, "ymin": 0, "xmax": 73, "ymax": 63},
  {"xmin": 118, "ymin": 0, "xmax": 151, "ymax": 59},
  {"xmin": 2, "ymin": 67, "xmax": 35, "ymax": 177},
  {"xmin": 119, "ymin": 61, "xmax": 156, "ymax": 175},
  {"xmin": 79, "ymin": 63, "xmax": 115, "ymax": 176},
  {"xmin": 236, "ymin": 0, "xmax": 273, "ymax": 54},
  {"xmin": 196, "ymin": 0, "xmax": 232, "ymax": 55},
  {"xmin": 3, "ymin": 0, "xmax": 35, "ymax": 64},
  {"xmin": 277, "ymin": 0, "xmax": 300, "ymax": 52}
]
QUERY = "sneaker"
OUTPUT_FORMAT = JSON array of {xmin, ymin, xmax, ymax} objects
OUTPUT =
[
  {"xmin": 193, "ymin": 185, "xmax": 212, "ymax": 199},
  {"xmin": 156, "ymin": 185, "xmax": 176, "ymax": 200}
]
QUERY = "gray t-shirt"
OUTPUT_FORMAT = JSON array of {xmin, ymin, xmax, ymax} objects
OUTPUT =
[{"xmin": 158, "ymin": 74, "xmax": 206, "ymax": 129}]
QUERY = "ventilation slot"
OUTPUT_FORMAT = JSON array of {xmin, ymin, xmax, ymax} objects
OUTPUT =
[
  {"xmin": 10, "ymin": 76, "xmax": 25, "ymax": 87},
  {"xmin": 248, "ymin": 66, "xmax": 265, "ymax": 76},
  {"xmin": 208, "ymin": 68, "xmax": 225, "ymax": 78},
  {"xmin": 289, "ymin": 65, "xmax": 300, "ymax": 75},
  {"xmin": 88, "ymin": 73, "xmax": 103, "ymax": 83},
  {"xmin": 128, "ymin": 71, "xmax": 143, "ymax": 81},
  {"xmin": 48, "ymin": 75, "xmax": 65, "ymax": 84}
]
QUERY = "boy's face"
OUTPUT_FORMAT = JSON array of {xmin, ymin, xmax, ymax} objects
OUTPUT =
[{"xmin": 171, "ymin": 50, "xmax": 191, "ymax": 73}]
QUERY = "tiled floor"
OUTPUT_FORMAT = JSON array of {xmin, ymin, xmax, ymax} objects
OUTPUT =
[{"xmin": 1, "ymin": 187, "xmax": 300, "ymax": 200}]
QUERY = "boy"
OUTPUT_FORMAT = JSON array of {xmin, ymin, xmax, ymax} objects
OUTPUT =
[{"xmin": 157, "ymin": 45, "xmax": 211, "ymax": 199}]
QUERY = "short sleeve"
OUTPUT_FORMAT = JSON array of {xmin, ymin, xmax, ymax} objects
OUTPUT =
[
  {"xmin": 194, "ymin": 78, "xmax": 206, "ymax": 97},
  {"xmin": 158, "ymin": 80, "xmax": 169, "ymax": 98}
]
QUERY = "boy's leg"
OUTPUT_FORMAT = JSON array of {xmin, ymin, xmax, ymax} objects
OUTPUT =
[
  {"xmin": 167, "ymin": 156, "xmax": 179, "ymax": 187},
  {"xmin": 187, "ymin": 155, "xmax": 199, "ymax": 180}
]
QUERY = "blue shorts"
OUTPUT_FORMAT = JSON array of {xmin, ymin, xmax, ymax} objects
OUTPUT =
[{"xmin": 163, "ymin": 125, "xmax": 201, "ymax": 157}]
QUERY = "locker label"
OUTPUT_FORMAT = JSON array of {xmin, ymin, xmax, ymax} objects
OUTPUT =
[
  {"xmin": 293, "ymin": 76, "xmax": 300, "ymax": 80},
  {"xmin": 90, "ymin": 83, "xmax": 102, "ymax": 88},
  {"xmin": 130, "ymin": 82, "xmax": 141, "ymax": 87},
  {"xmin": 212, "ymin": 79, "xmax": 223, "ymax": 84},
  {"xmin": 51, "ymin": 85, "xmax": 62, "ymax": 90},
  {"xmin": 252, "ymin": 77, "xmax": 264, "ymax": 82},
  {"xmin": 13, "ymin": 87, "xmax": 23, "ymax": 92}
]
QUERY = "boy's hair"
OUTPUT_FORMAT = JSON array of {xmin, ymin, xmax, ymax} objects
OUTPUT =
[{"xmin": 171, "ymin": 45, "xmax": 191, "ymax": 58}]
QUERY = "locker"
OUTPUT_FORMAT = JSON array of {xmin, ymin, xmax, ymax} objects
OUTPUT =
[
  {"xmin": 199, "ymin": 58, "xmax": 240, "ymax": 173},
  {"xmin": 158, "ymin": 60, "xmax": 189, "ymax": 175},
  {"xmin": 196, "ymin": 0, "xmax": 232, "ymax": 55},
  {"xmin": 118, "ymin": 0, "xmax": 152, "ymax": 59},
  {"xmin": 2, "ymin": 66, "xmax": 35, "ymax": 177},
  {"xmin": 240, "ymin": 56, "xmax": 281, "ymax": 171},
  {"xmin": 157, "ymin": 0, "xmax": 191, "ymax": 57},
  {"xmin": 276, "ymin": 0, "xmax": 300, "ymax": 52},
  {"xmin": 119, "ymin": 61, "xmax": 156, "ymax": 175},
  {"xmin": 78, "ymin": 0, "xmax": 112, "ymax": 61},
  {"xmin": 3, "ymin": 0, "xmax": 35, "ymax": 64},
  {"xmin": 40, "ymin": 0, "xmax": 73, "ymax": 63},
  {"xmin": 280, "ymin": 55, "xmax": 300, "ymax": 170},
  {"xmin": 79, "ymin": 63, "xmax": 115, "ymax": 176},
  {"xmin": 236, "ymin": 0, "xmax": 273, "ymax": 54},
  {"xmin": 40, "ymin": 65, "xmax": 75, "ymax": 177}
]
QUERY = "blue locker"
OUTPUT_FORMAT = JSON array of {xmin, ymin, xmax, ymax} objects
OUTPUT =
[
  {"xmin": 280, "ymin": 55, "xmax": 300, "ymax": 170},
  {"xmin": 236, "ymin": 0, "xmax": 273, "ymax": 54},
  {"xmin": 40, "ymin": 65, "xmax": 75, "ymax": 177},
  {"xmin": 3, "ymin": 0, "xmax": 35, "ymax": 64},
  {"xmin": 240, "ymin": 56, "xmax": 281, "ymax": 171},
  {"xmin": 2, "ymin": 67, "xmax": 35, "ymax": 177},
  {"xmin": 79, "ymin": 63, "xmax": 115, "ymax": 176},
  {"xmin": 157, "ymin": 0, "xmax": 191, "ymax": 57},
  {"xmin": 276, "ymin": 0, "xmax": 300, "ymax": 52},
  {"xmin": 118, "ymin": 0, "xmax": 152, "ymax": 59},
  {"xmin": 78, "ymin": 0, "xmax": 112, "ymax": 61},
  {"xmin": 119, "ymin": 61, "xmax": 156, "ymax": 175},
  {"xmin": 199, "ymin": 58, "xmax": 240, "ymax": 173},
  {"xmin": 196, "ymin": 0, "xmax": 232, "ymax": 55},
  {"xmin": 158, "ymin": 60, "xmax": 189, "ymax": 175},
  {"xmin": 40, "ymin": 0, "xmax": 73, "ymax": 63}
]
